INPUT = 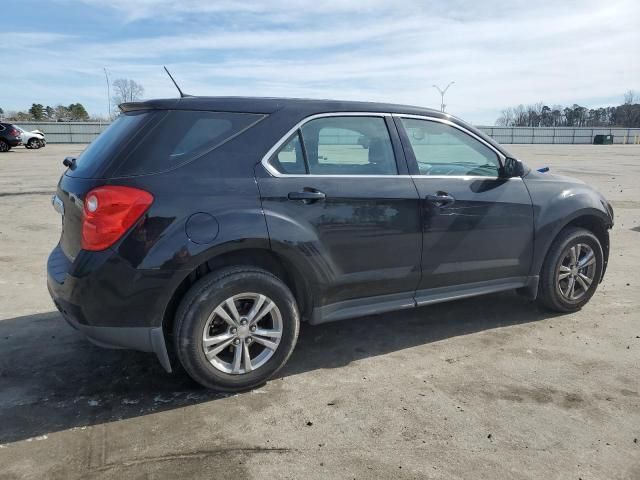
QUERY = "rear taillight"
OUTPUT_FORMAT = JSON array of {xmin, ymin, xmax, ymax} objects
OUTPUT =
[
  {"xmin": 81, "ymin": 186, "xmax": 154, "ymax": 251},
  {"xmin": 9, "ymin": 128, "xmax": 20, "ymax": 137}
]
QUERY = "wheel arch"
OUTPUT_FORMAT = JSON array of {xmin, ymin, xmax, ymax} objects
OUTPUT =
[
  {"xmin": 563, "ymin": 213, "xmax": 610, "ymax": 279},
  {"xmin": 533, "ymin": 208, "xmax": 611, "ymax": 282},
  {"xmin": 161, "ymin": 246, "xmax": 313, "ymax": 341}
]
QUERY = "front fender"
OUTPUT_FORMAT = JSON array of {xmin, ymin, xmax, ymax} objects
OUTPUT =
[{"xmin": 525, "ymin": 174, "xmax": 613, "ymax": 277}]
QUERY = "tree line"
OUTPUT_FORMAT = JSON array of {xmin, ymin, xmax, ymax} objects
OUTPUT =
[
  {"xmin": 1, "ymin": 103, "xmax": 92, "ymax": 122},
  {"xmin": 496, "ymin": 91, "xmax": 640, "ymax": 128},
  {"xmin": 0, "ymin": 77, "xmax": 145, "ymax": 123}
]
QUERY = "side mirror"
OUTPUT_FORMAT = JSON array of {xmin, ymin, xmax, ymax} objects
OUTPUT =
[
  {"xmin": 62, "ymin": 156, "xmax": 77, "ymax": 169},
  {"xmin": 503, "ymin": 157, "xmax": 524, "ymax": 178}
]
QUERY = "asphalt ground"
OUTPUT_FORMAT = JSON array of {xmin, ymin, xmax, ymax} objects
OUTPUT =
[{"xmin": 0, "ymin": 144, "xmax": 638, "ymax": 479}]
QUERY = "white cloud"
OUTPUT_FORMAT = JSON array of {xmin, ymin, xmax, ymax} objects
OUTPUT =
[
  {"xmin": 76, "ymin": 0, "xmax": 402, "ymax": 22},
  {"xmin": 8, "ymin": 32, "xmax": 74, "ymax": 46},
  {"xmin": 3, "ymin": 0, "xmax": 639, "ymax": 124}
]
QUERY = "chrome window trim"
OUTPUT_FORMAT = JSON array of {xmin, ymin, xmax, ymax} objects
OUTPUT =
[
  {"xmin": 260, "ymin": 111, "xmax": 516, "ymax": 180},
  {"xmin": 394, "ymin": 114, "xmax": 513, "ymax": 181},
  {"xmin": 393, "ymin": 113, "xmax": 506, "ymax": 164},
  {"xmin": 261, "ymin": 112, "xmax": 395, "ymax": 178}
]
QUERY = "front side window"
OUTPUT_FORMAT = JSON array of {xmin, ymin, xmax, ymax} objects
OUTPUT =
[{"xmin": 400, "ymin": 118, "xmax": 500, "ymax": 177}]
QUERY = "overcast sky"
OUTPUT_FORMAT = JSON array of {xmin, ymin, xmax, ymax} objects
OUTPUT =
[{"xmin": 3, "ymin": 0, "xmax": 639, "ymax": 124}]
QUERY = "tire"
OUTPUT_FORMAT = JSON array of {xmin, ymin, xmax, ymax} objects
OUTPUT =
[
  {"xmin": 537, "ymin": 227, "xmax": 603, "ymax": 312},
  {"xmin": 0, "ymin": 140, "xmax": 8, "ymax": 152},
  {"xmin": 27, "ymin": 138, "xmax": 39, "ymax": 149},
  {"xmin": 173, "ymin": 266, "xmax": 300, "ymax": 391}
]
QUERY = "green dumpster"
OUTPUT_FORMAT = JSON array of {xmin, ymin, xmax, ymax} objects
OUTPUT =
[{"xmin": 593, "ymin": 134, "xmax": 613, "ymax": 145}]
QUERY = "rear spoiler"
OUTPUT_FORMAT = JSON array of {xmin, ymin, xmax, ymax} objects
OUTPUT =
[
  {"xmin": 118, "ymin": 97, "xmax": 281, "ymax": 114},
  {"xmin": 119, "ymin": 98, "xmax": 181, "ymax": 113}
]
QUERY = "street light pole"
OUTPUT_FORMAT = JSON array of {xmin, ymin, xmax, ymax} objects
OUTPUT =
[
  {"xmin": 432, "ymin": 81, "xmax": 455, "ymax": 112},
  {"xmin": 103, "ymin": 67, "xmax": 111, "ymax": 120}
]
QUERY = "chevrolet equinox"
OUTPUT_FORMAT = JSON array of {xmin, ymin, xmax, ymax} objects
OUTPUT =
[{"xmin": 47, "ymin": 97, "xmax": 614, "ymax": 391}]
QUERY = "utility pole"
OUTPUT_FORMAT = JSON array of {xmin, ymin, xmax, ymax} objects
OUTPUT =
[
  {"xmin": 103, "ymin": 67, "xmax": 111, "ymax": 120},
  {"xmin": 432, "ymin": 81, "xmax": 455, "ymax": 112}
]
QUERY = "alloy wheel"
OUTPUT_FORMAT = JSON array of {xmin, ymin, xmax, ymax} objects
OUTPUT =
[
  {"xmin": 557, "ymin": 243, "xmax": 596, "ymax": 300},
  {"xmin": 201, "ymin": 292, "xmax": 283, "ymax": 374}
]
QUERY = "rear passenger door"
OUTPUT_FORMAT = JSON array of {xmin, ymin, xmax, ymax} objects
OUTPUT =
[{"xmin": 256, "ymin": 114, "xmax": 422, "ymax": 314}]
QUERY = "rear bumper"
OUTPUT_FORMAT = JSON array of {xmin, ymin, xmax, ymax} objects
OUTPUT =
[
  {"xmin": 47, "ymin": 244, "xmax": 175, "ymax": 372},
  {"xmin": 54, "ymin": 304, "xmax": 172, "ymax": 372}
]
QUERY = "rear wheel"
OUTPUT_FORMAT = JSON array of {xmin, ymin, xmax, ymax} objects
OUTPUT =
[
  {"xmin": 537, "ymin": 227, "xmax": 603, "ymax": 312},
  {"xmin": 0, "ymin": 140, "xmax": 9, "ymax": 152},
  {"xmin": 174, "ymin": 266, "xmax": 300, "ymax": 391}
]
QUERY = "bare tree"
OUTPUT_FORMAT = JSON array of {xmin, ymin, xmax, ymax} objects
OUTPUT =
[
  {"xmin": 54, "ymin": 105, "xmax": 70, "ymax": 121},
  {"xmin": 495, "ymin": 107, "xmax": 514, "ymax": 126},
  {"xmin": 624, "ymin": 90, "xmax": 637, "ymax": 105},
  {"xmin": 111, "ymin": 78, "xmax": 144, "ymax": 107},
  {"xmin": 495, "ymin": 94, "xmax": 640, "ymax": 127}
]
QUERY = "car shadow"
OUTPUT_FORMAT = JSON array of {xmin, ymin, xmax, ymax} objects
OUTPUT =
[{"xmin": 0, "ymin": 291, "xmax": 559, "ymax": 444}]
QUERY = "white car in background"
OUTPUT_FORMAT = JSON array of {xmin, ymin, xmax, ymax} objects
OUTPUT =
[{"xmin": 16, "ymin": 127, "xmax": 46, "ymax": 149}]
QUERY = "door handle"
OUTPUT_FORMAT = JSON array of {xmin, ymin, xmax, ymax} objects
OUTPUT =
[
  {"xmin": 426, "ymin": 192, "xmax": 455, "ymax": 208},
  {"xmin": 288, "ymin": 190, "xmax": 326, "ymax": 202}
]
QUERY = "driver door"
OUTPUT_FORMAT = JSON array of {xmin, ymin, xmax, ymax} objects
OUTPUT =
[{"xmin": 394, "ymin": 115, "xmax": 534, "ymax": 296}]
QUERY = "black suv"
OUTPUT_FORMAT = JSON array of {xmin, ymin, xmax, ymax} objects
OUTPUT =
[
  {"xmin": 0, "ymin": 123, "xmax": 23, "ymax": 151},
  {"xmin": 47, "ymin": 97, "xmax": 614, "ymax": 391}
]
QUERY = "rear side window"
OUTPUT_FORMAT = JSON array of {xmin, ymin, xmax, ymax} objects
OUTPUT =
[
  {"xmin": 268, "ymin": 116, "xmax": 397, "ymax": 175},
  {"xmin": 272, "ymin": 132, "xmax": 307, "ymax": 174},
  {"xmin": 302, "ymin": 116, "xmax": 396, "ymax": 175},
  {"xmin": 116, "ymin": 111, "xmax": 264, "ymax": 176}
]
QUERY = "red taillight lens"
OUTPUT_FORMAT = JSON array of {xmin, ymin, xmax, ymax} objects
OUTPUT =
[
  {"xmin": 9, "ymin": 128, "xmax": 20, "ymax": 137},
  {"xmin": 81, "ymin": 186, "xmax": 154, "ymax": 251}
]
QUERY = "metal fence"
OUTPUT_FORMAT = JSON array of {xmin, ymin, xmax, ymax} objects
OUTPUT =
[
  {"xmin": 11, "ymin": 122, "xmax": 640, "ymax": 145},
  {"xmin": 12, "ymin": 122, "xmax": 109, "ymax": 144},
  {"xmin": 477, "ymin": 126, "xmax": 640, "ymax": 144}
]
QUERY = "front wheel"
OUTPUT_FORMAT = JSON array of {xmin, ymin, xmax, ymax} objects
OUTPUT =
[
  {"xmin": 174, "ymin": 266, "xmax": 300, "ymax": 391},
  {"xmin": 537, "ymin": 227, "xmax": 603, "ymax": 312}
]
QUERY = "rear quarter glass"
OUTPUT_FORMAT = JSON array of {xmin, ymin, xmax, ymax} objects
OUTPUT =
[
  {"xmin": 114, "ymin": 110, "xmax": 265, "ymax": 177},
  {"xmin": 66, "ymin": 110, "xmax": 265, "ymax": 179}
]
